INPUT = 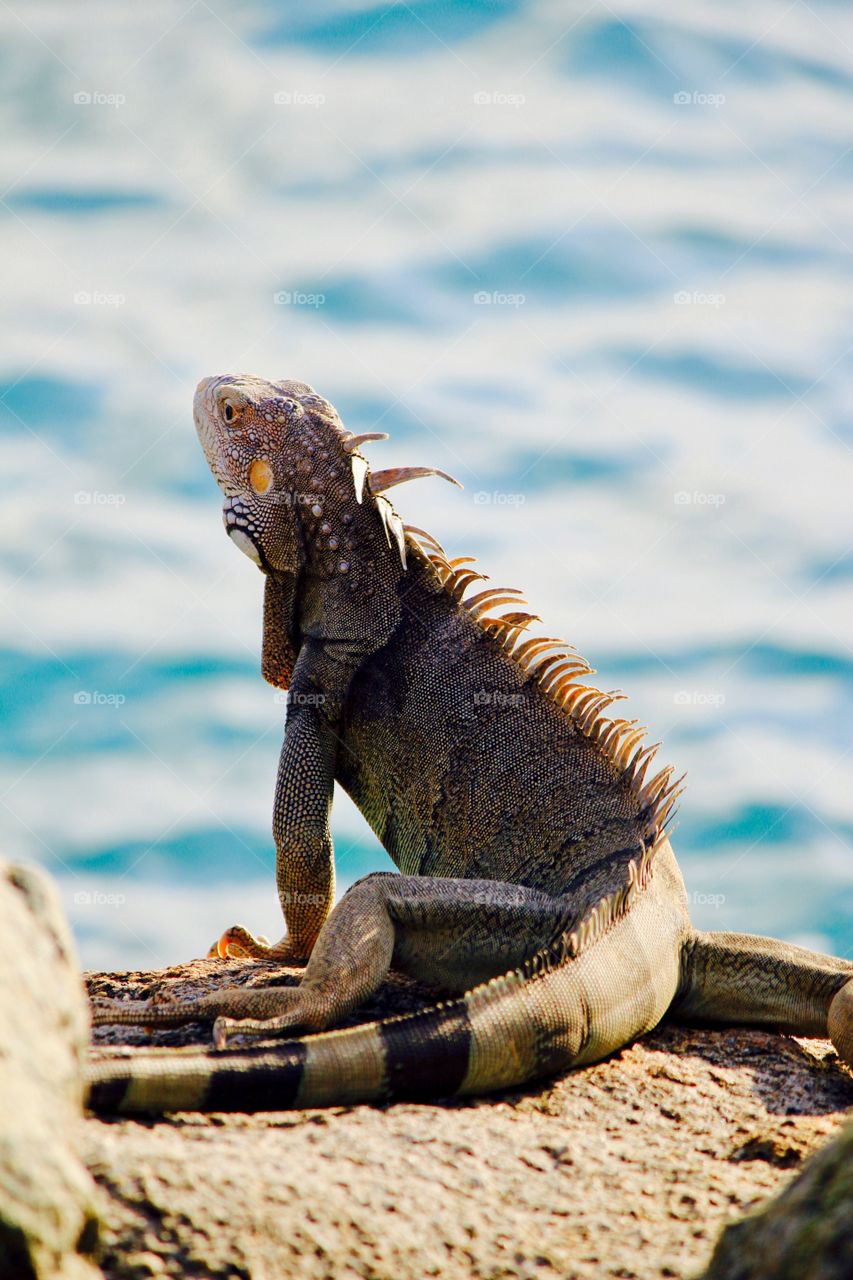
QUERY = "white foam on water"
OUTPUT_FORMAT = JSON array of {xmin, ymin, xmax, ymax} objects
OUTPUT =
[{"xmin": 2, "ymin": 0, "xmax": 852, "ymax": 965}]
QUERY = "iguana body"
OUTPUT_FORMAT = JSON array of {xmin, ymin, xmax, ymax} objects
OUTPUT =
[{"xmin": 88, "ymin": 375, "xmax": 853, "ymax": 1113}]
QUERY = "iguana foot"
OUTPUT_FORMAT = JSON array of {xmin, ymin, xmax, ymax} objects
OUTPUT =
[
  {"xmin": 91, "ymin": 987, "xmax": 187, "ymax": 1028},
  {"xmin": 828, "ymin": 979, "xmax": 853, "ymax": 1066},
  {"xmin": 207, "ymin": 925, "xmax": 308, "ymax": 962},
  {"xmin": 213, "ymin": 989, "xmax": 330, "ymax": 1049},
  {"xmin": 91, "ymin": 981, "xmax": 327, "ymax": 1033}
]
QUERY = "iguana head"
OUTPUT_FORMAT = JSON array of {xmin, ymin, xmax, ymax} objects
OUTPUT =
[{"xmin": 193, "ymin": 374, "xmax": 459, "ymax": 681}]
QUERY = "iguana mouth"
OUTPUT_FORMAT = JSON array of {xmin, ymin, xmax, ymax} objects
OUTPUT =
[
  {"xmin": 222, "ymin": 494, "xmax": 265, "ymax": 568},
  {"xmin": 193, "ymin": 376, "xmax": 232, "ymax": 494}
]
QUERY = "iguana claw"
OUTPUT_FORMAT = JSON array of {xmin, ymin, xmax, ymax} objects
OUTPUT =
[
  {"xmin": 208, "ymin": 925, "xmax": 273, "ymax": 959},
  {"xmin": 209, "ymin": 926, "xmax": 309, "ymax": 963}
]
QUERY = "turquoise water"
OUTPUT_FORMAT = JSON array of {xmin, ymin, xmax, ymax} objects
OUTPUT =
[{"xmin": 1, "ymin": 1, "xmax": 852, "ymax": 969}]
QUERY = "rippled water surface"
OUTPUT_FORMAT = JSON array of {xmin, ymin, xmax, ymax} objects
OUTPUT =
[{"xmin": 2, "ymin": 0, "xmax": 852, "ymax": 967}]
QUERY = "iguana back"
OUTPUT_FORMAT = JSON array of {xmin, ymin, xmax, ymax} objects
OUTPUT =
[{"xmin": 339, "ymin": 545, "xmax": 674, "ymax": 905}]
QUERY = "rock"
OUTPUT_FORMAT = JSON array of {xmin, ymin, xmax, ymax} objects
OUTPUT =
[
  {"xmin": 84, "ymin": 958, "xmax": 853, "ymax": 1280},
  {"xmin": 703, "ymin": 1121, "xmax": 853, "ymax": 1280},
  {"xmin": 0, "ymin": 862, "xmax": 101, "ymax": 1280}
]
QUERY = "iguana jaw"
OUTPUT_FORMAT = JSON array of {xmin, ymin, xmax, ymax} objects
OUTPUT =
[{"xmin": 193, "ymin": 374, "xmax": 296, "ymax": 573}]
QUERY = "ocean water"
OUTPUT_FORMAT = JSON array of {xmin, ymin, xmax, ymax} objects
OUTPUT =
[{"xmin": 1, "ymin": 0, "xmax": 852, "ymax": 970}]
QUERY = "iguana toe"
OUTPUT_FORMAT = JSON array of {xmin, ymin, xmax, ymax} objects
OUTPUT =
[
  {"xmin": 212, "ymin": 990, "xmax": 331, "ymax": 1048},
  {"xmin": 211, "ymin": 925, "xmax": 303, "ymax": 961},
  {"xmin": 90, "ymin": 997, "xmax": 160, "ymax": 1027}
]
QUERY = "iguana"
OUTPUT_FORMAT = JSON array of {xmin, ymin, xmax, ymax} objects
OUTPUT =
[{"xmin": 87, "ymin": 374, "xmax": 853, "ymax": 1114}]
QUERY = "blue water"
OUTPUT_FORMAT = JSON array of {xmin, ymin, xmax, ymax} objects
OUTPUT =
[{"xmin": 2, "ymin": 1, "xmax": 852, "ymax": 969}]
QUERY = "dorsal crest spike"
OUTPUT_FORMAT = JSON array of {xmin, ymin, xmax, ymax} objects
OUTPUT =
[
  {"xmin": 370, "ymin": 466, "xmax": 462, "ymax": 495},
  {"xmin": 388, "ymin": 522, "xmax": 682, "ymax": 842},
  {"xmin": 351, "ymin": 454, "xmax": 369, "ymax": 503},
  {"xmin": 449, "ymin": 569, "xmax": 488, "ymax": 600},
  {"xmin": 342, "ymin": 432, "xmax": 389, "ymax": 454},
  {"xmin": 404, "ymin": 525, "xmax": 446, "ymax": 555}
]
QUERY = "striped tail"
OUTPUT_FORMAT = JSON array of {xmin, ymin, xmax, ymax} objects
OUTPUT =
[
  {"xmin": 86, "ymin": 849, "xmax": 683, "ymax": 1114},
  {"xmin": 86, "ymin": 960, "xmax": 583, "ymax": 1115}
]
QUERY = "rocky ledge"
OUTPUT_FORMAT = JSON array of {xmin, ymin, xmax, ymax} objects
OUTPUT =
[
  {"xmin": 86, "ymin": 957, "xmax": 853, "ymax": 1280},
  {"xmin": 2, "ymin": 864, "xmax": 851, "ymax": 1280}
]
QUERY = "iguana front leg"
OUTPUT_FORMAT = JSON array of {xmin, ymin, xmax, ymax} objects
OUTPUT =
[{"xmin": 213, "ymin": 639, "xmax": 356, "ymax": 962}]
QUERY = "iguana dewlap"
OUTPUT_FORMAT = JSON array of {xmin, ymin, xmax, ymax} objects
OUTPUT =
[{"xmin": 87, "ymin": 375, "xmax": 853, "ymax": 1114}]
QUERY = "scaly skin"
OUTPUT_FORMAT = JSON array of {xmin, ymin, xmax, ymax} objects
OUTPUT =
[{"xmin": 87, "ymin": 375, "xmax": 853, "ymax": 1114}]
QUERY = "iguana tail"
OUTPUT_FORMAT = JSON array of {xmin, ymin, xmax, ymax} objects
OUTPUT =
[{"xmin": 86, "ymin": 860, "xmax": 684, "ymax": 1114}]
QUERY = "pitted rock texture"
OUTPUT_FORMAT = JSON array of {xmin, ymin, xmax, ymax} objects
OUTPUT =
[
  {"xmin": 703, "ymin": 1119, "xmax": 853, "ymax": 1280},
  {"xmin": 84, "ymin": 959, "xmax": 853, "ymax": 1280}
]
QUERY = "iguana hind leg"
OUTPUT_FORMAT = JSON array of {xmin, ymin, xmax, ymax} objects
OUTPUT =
[
  {"xmin": 674, "ymin": 930, "xmax": 853, "ymax": 1065},
  {"xmin": 93, "ymin": 872, "xmax": 572, "ymax": 1049},
  {"xmin": 213, "ymin": 872, "xmax": 572, "ymax": 1046}
]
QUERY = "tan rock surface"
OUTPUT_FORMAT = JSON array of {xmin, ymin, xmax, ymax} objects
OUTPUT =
[
  {"xmin": 703, "ymin": 1120, "xmax": 853, "ymax": 1280},
  {"xmin": 85, "ymin": 959, "xmax": 853, "ymax": 1280},
  {"xmin": 0, "ymin": 863, "xmax": 101, "ymax": 1280}
]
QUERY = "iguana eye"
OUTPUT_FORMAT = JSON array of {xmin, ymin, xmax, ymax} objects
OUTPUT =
[{"xmin": 223, "ymin": 401, "xmax": 236, "ymax": 424}]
